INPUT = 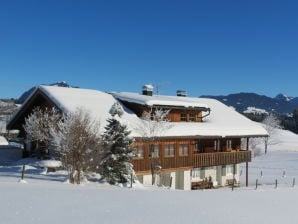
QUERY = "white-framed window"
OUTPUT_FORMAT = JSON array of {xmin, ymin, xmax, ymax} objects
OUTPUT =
[
  {"xmin": 149, "ymin": 144, "xmax": 159, "ymax": 158},
  {"xmin": 192, "ymin": 168, "xmax": 201, "ymax": 179},
  {"xmin": 164, "ymin": 144, "xmax": 175, "ymax": 157},
  {"xmin": 134, "ymin": 145, "xmax": 144, "ymax": 159},
  {"xmin": 214, "ymin": 140, "xmax": 218, "ymax": 151},
  {"xmin": 226, "ymin": 165, "xmax": 233, "ymax": 175},
  {"xmin": 226, "ymin": 140, "xmax": 232, "ymax": 150},
  {"xmin": 179, "ymin": 144, "xmax": 188, "ymax": 156},
  {"xmin": 189, "ymin": 113, "xmax": 196, "ymax": 122},
  {"xmin": 180, "ymin": 113, "xmax": 187, "ymax": 121}
]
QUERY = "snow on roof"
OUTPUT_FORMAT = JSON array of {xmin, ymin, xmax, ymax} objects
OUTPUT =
[
  {"xmin": 113, "ymin": 92, "xmax": 268, "ymax": 137},
  {"xmin": 38, "ymin": 86, "xmax": 267, "ymax": 138},
  {"xmin": 111, "ymin": 92, "xmax": 210, "ymax": 109},
  {"xmin": 161, "ymin": 98, "xmax": 268, "ymax": 137},
  {"xmin": 38, "ymin": 86, "xmax": 139, "ymax": 131},
  {"xmin": 0, "ymin": 136, "xmax": 9, "ymax": 145}
]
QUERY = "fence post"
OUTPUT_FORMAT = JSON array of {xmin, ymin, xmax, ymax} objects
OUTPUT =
[
  {"xmin": 255, "ymin": 179, "xmax": 258, "ymax": 190},
  {"xmin": 21, "ymin": 165, "xmax": 25, "ymax": 180},
  {"xmin": 293, "ymin": 178, "xmax": 295, "ymax": 188},
  {"xmin": 130, "ymin": 173, "xmax": 133, "ymax": 188},
  {"xmin": 275, "ymin": 179, "xmax": 278, "ymax": 189},
  {"xmin": 169, "ymin": 176, "xmax": 173, "ymax": 189}
]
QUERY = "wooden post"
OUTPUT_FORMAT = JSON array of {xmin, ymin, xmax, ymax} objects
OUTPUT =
[
  {"xmin": 232, "ymin": 163, "xmax": 236, "ymax": 191},
  {"xmin": 255, "ymin": 179, "xmax": 258, "ymax": 190},
  {"xmin": 169, "ymin": 176, "xmax": 173, "ymax": 189},
  {"xmin": 130, "ymin": 173, "xmax": 133, "ymax": 188},
  {"xmin": 246, "ymin": 138, "xmax": 249, "ymax": 187},
  {"xmin": 21, "ymin": 165, "xmax": 25, "ymax": 180},
  {"xmin": 151, "ymin": 162, "xmax": 154, "ymax": 185},
  {"xmin": 293, "ymin": 178, "xmax": 295, "ymax": 187},
  {"xmin": 275, "ymin": 179, "xmax": 278, "ymax": 189},
  {"xmin": 265, "ymin": 137, "xmax": 268, "ymax": 154}
]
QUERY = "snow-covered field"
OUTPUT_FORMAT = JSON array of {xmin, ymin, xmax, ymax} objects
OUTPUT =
[{"xmin": 1, "ymin": 128, "xmax": 298, "ymax": 224}]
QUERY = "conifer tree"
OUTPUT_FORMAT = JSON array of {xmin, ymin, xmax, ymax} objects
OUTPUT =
[{"xmin": 100, "ymin": 103, "xmax": 135, "ymax": 185}]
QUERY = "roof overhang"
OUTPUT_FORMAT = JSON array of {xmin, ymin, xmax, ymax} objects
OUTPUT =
[
  {"xmin": 134, "ymin": 134, "xmax": 268, "ymax": 141},
  {"xmin": 7, "ymin": 86, "xmax": 63, "ymax": 130}
]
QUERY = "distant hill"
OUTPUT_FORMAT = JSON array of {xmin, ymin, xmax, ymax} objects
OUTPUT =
[
  {"xmin": 200, "ymin": 92, "xmax": 298, "ymax": 115},
  {"xmin": 16, "ymin": 81, "xmax": 78, "ymax": 104}
]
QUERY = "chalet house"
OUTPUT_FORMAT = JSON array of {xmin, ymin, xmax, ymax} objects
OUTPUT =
[{"xmin": 7, "ymin": 85, "xmax": 268, "ymax": 190}]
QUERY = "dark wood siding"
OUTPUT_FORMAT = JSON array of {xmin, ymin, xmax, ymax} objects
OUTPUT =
[{"xmin": 131, "ymin": 138, "xmax": 249, "ymax": 174}]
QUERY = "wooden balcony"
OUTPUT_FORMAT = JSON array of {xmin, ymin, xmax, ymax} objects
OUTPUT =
[{"xmin": 132, "ymin": 150, "xmax": 251, "ymax": 173}]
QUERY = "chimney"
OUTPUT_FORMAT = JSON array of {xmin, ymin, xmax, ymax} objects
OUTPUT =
[
  {"xmin": 142, "ymin": 84, "xmax": 154, "ymax": 96},
  {"xmin": 177, "ymin": 90, "xmax": 187, "ymax": 97}
]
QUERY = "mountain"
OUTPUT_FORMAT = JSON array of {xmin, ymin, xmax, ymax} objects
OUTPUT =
[
  {"xmin": 275, "ymin": 93, "xmax": 294, "ymax": 102},
  {"xmin": 16, "ymin": 81, "xmax": 78, "ymax": 104},
  {"xmin": 200, "ymin": 92, "xmax": 298, "ymax": 115}
]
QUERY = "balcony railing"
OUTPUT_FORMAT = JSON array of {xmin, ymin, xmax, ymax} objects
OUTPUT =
[{"xmin": 132, "ymin": 150, "xmax": 251, "ymax": 173}]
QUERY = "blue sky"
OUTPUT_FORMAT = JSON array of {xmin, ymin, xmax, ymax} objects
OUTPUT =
[{"xmin": 0, "ymin": 0, "xmax": 297, "ymax": 99}]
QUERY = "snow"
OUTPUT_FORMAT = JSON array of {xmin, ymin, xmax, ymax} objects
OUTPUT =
[
  {"xmin": 0, "ymin": 136, "xmax": 9, "ymax": 145},
  {"xmin": 13, "ymin": 86, "xmax": 268, "ymax": 139},
  {"xmin": 160, "ymin": 98, "xmax": 268, "ymax": 137},
  {"xmin": 112, "ymin": 91, "xmax": 210, "ymax": 109},
  {"xmin": 264, "ymin": 128, "xmax": 298, "ymax": 152},
  {"xmin": 0, "ymin": 128, "xmax": 298, "ymax": 224},
  {"xmin": 35, "ymin": 160, "xmax": 62, "ymax": 168},
  {"xmin": 243, "ymin": 106, "xmax": 268, "ymax": 115},
  {"xmin": 113, "ymin": 92, "xmax": 268, "ymax": 138},
  {"xmin": 37, "ymin": 85, "xmax": 139, "ymax": 132}
]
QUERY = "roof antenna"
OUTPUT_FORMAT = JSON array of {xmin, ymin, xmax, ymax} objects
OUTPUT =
[{"xmin": 152, "ymin": 82, "xmax": 170, "ymax": 95}]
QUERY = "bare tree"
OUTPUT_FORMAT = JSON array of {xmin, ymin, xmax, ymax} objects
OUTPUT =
[
  {"xmin": 262, "ymin": 113, "xmax": 282, "ymax": 146},
  {"xmin": 248, "ymin": 113, "xmax": 282, "ymax": 156},
  {"xmin": 51, "ymin": 108, "xmax": 103, "ymax": 184},
  {"xmin": 136, "ymin": 107, "xmax": 172, "ymax": 139},
  {"xmin": 23, "ymin": 107, "xmax": 61, "ymax": 158},
  {"xmin": 135, "ymin": 107, "xmax": 173, "ymax": 185}
]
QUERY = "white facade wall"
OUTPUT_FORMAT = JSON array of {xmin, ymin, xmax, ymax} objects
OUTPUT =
[
  {"xmin": 179, "ymin": 170, "xmax": 191, "ymax": 190},
  {"xmin": 137, "ymin": 164, "xmax": 240, "ymax": 190},
  {"xmin": 192, "ymin": 165, "xmax": 240, "ymax": 187},
  {"xmin": 217, "ymin": 164, "xmax": 240, "ymax": 186},
  {"xmin": 140, "ymin": 174, "xmax": 152, "ymax": 185}
]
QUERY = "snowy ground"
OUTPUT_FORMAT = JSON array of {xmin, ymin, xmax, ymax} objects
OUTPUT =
[{"xmin": 1, "ymin": 129, "xmax": 298, "ymax": 224}]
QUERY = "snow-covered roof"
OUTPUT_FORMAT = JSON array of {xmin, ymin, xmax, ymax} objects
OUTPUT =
[
  {"xmin": 24, "ymin": 86, "xmax": 267, "ymax": 138},
  {"xmin": 111, "ymin": 92, "xmax": 210, "ymax": 109},
  {"xmin": 161, "ymin": 98, "xmax": 268, "ymax": 137},
  {"xmin": 112, "ymin": 92, "xmax": 268, "ymax": 138},
  {"xmin": 38, "ymin": 85, "xmax": 139, "ymax": 131}
]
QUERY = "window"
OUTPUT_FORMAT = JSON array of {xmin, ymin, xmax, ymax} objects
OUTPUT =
[
  {"xmin": 180, "ymin": 113, "xmax": 187, "ymax": 121},
  {"xmin": 149, "ymin": 144, "xmax": 159, "ymax": 158},
  {"xmin": 226, "ymin": 140, "xmax": 232, "ymax": 150},
  {"xmin": 189, "ymin": 114, "xmax": 196, "ymax": 122},
  {"xmin": 195, "ymin": 142, "xmax": 200, "ymax": 153},
  {"xmin": 164, "ymin": 144, "xmax": 175, "ymax": 157},
  {"xmin": 192, "ymin": 168, "xmax": 201, "ymax": 178},
  {"xmin": 179, "ymin": 144, "xmax": 188, "ymax": 156},
  {"xmin": 226, "ymin": 165, "xmax": 233, "ymax": 175},
  {"xmin": 134, "ymin": 145, "xmax": 144, "ymax": 159},
  {"xmin": 214, "ymin": 140, "xmax": 218, "ymax": 151}
]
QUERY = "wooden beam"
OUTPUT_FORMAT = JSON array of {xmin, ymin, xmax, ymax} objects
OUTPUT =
[
  {"xmin": 265, "ymin": 137, "xmax": 268, "ymax": 154},
  {"xmin": 246, "ymin": 137, "xmax": 249, "ymax": 187}
]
